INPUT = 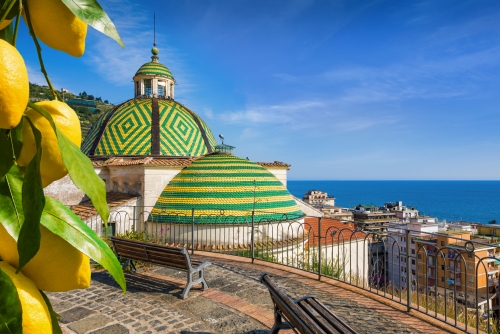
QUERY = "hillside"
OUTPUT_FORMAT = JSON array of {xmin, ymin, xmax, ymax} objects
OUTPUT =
[{"xmin": 29, "ymin": 83, "xmax": 115, "ymax": 142}]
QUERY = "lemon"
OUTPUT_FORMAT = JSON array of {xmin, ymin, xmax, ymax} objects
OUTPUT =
[
  {"xmin": 0, "ymin": 39, "xmax": 29, "ymax": 129},
  {"xmin": 0, "ymin": 224, "xmax": 91, "ymax": 292},
  {"xmin": 0, "ymin": 261, "xmax": 53, "ymax": 333},
  {"xmin": 0, "ymin": 19, "xmax": 12, "ymax": 30},
  {"xmin": 17, "ymin": 100, "xmax": 82, "ymax": 187},
  {"xmin": 24, "ymin": 0, "xmax": 87, "ymax": 57}
]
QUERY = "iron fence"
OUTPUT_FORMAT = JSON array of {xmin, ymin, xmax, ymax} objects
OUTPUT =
[{"xmin": 82, "ymin": 206, "xmax": 500, "ymax": 333}]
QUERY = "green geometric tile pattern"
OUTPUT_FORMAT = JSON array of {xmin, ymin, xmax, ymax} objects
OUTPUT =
[
  {"xmin": 158, "ymin": 101, "xmax": 210, "ymax": 156},
  {"xmin": 135, "ymin": 61, "xmax": 174, "ymax": 79},
  {"xmin": 80, "ymin": 98, "xmax": 216, "ymax": 156},
  {"xmin": 149, "ymin": 153, "xmax": 303, "ymax": 223},
  {"xmin": 95, "ymin": 99, "xmax": 152, "ymax": 155},
  {"xmin": 80, "ymin": 108, "xmax": 112, "ymax": 155}
]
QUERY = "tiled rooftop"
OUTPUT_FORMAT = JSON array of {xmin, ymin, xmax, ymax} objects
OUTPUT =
[
  {"xmin": 49, "ymin": 253, "xmax": 464, "ymax": 334},
  {"xmin": 71, "ymin": 192, "xmax": 138, "ymax": 220}
]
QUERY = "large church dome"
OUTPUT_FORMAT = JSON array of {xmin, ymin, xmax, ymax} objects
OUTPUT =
[
  {"xmin": 149, "ymin": 152, "xmax": 303, "ymax": 223},
  {"xmin": 81, "ymin": 47, "xmax": 217, "ymax": 156}
]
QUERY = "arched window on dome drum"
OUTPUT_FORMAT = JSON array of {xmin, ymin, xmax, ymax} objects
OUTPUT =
[
  {"xmin": 144, "ymin": 79, "xmax": 152, "ymax": 95},
  {"xmin": 135, "ymin": 81, "xmax": 140, "ymax": 96},
  {"xmin": 157, "ymin": 82, "xmax": 165, "ymax": 96}
]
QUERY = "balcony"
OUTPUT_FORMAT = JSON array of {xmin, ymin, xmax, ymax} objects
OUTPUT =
[
  {"xmin": 76, "ymin": 206, "xmax": 498, "ymax": 333},
  {"xmin": 49, "ymin": 253, "xmax": 468, "ymax": 334}
]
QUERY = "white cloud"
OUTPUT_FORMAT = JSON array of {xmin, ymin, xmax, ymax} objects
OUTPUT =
[{"xmin": 26, "ymin": 65, "xmax": 47, "ymax": 86}]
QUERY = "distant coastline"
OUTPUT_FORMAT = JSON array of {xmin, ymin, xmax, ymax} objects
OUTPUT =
[{"xmin": 288, "ymin": 180, "xmax": 500, "ymax": 224}]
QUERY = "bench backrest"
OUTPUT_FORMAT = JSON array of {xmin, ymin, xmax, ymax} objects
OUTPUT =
[
  {"xmin": 261, "ymin": 274, "xmax": 326, "ymax": 334},
  {"xmin": 110, "ymin": 236, "xmax": 192, "ymax": 271}
]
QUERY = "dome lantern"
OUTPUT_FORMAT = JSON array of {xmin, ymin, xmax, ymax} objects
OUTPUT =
[{"xmin": 133, "ymin": 45, "xmax": 176, "ymax": 99}]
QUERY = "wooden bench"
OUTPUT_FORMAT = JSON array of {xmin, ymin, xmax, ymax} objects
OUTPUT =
[
  {"xmin": 260, "ymin": 273, "xmax": 358, "ymax": 334},
  {"xmin": 110, "ymin": 236, "xmax": 211, "ymax": 299}
]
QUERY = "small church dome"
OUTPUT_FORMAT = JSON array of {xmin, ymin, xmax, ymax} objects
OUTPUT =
[
  {"xmin": 135, "ymin": 59, "xmax": 173, "ymax": 80},
  {"xmin": 149, "ymin": 153, "xmax": 303, "ymax": 223}
]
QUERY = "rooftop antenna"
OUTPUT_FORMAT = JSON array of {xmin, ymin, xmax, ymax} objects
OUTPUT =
[{"xmin": 154, "ymin": 12, "xmax": 156, "ymax": 47}]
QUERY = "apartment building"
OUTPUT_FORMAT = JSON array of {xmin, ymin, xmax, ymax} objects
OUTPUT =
[{"xmin": 415, "ymin": 230, "xmax": 499, "ymax": 314}]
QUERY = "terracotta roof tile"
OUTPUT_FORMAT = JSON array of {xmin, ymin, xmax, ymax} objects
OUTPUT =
[
  {"xmin": 91, "ymin": 157, "xmax": 195, "ymax": 167},
  {"xmin": 71, "ymin": 192, "xmax": 138, "ymax": 220},
  {"xmin": 304, "ymin": 217, "xmax": 368, "ymax": 247},
  {"xmin": 256, "ymin": 161, "xmax": 291, "ymax": 168}
]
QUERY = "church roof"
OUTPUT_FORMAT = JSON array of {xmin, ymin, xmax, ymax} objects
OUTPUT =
[
  {"xmin": 135, "ymin": 61, "xmax": 174, "ymax": 79},
  {"xmin": 81, "ymin": 98, "xmax": 217, "ymax": 157},
  {"xmin": 148, "ymin": 153, "xmax": 303, "ymax": 223}
]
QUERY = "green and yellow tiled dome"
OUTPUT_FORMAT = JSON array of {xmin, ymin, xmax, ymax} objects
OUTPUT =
[
  {"xmin": 135, "ymin": 61, "xmax": 174, "ymax": 79},
  {"xmin": 81, "ymin": 98, "xmax": 217, "ymax": 156},
  {"xmin": 149, "ymin": 153, "xmax": 303, "ymax": 223}
]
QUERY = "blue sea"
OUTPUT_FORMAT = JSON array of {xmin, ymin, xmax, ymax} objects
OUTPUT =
[{"xmin": 287, "ymin": 181, "xmax": 500, "ymax": 224}]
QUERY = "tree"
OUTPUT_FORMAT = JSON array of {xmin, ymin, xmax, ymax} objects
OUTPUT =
[
  {"xmin": 87, "ymin": 94, "xmax": 94, "ymax": 100},
  {"xmin": 96, "ymin": 96, "xmax": 102, "ymax": 102},
  {"xmin": 0, "ymin": 1, "xmax": 125, "ymax": 332},
  {"xmin": 488, "ymin": 220, "xmax": 497, "ymax": 224},
  {"xmin": 104, "ymin": 99, "xmax": 109, "ymax": 104},
  {"xmin": 80, "ymin": 91, "xmax": 87, "ymax": 99}
]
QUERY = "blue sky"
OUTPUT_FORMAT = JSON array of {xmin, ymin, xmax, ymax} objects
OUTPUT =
[{"xmin": 17, "ymin": 0, "xmax": 500, "ymax": 180}]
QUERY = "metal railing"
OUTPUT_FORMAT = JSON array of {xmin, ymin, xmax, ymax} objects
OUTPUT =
[{"xmin": 82, "ymin": 206, "xmax": 500, "ymax": 333}]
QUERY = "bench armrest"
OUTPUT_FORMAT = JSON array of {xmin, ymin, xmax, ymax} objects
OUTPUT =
[{"xmin": 192, "ymin": 260, "xmax": 212, "ymax": 271}]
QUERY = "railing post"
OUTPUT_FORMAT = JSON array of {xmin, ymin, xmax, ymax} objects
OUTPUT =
[
  {"xmin": 318, "ymin": 217, "xmax": 322, "ymax": 281},
  {"xmin": 133, "ymin": 205, "xmax": 137, "ymax": 232},
  {"xmin": 406, "ymin": 229, "xmax": 411, "ymax": 312},
  {"xmin": 191, "ymin": 208, "xmax": 195, "ymax": 255},
  {"xmin": 251, "ymin": 210, "xmax": 255, "ymax": 264}
]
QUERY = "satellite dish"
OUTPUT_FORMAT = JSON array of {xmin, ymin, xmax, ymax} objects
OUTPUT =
[{"xmin": 219, "ymin": 134, "xmax": 224, "ymax": 144}]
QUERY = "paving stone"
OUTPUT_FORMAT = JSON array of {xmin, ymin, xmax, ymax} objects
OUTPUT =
[
  {"xmin": 59, "ymin": 306, "xmax": 95, "ymax": 324},
  {"xmin": 67, "ymin": 314, "xmax": 112, "ymax": 334},
  {"xmin": 88, "ymin": 323, "xmax": 130, "ymax": 334}
]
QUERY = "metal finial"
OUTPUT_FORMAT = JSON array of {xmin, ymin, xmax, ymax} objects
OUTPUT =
[{"xmin": 154, "ymin": 12, "xmax": 156, "ymax": 47}]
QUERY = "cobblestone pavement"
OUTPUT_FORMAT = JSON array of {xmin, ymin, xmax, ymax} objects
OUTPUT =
[{"xmin": 47, "ymin": 255, "xmax": 455, "ymax": 334}]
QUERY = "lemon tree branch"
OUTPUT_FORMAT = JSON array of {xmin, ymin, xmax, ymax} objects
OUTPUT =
[
  {"xmin": 11, "ymin": 0, "xmax": 20, "ymax": 46},
  {"xmin": 23, "ymin": 2, "xmax": 62, "ymax": 101},
  {"xmin": 0, "ymin": 0, "xmax": 16, "ymax": 25}
]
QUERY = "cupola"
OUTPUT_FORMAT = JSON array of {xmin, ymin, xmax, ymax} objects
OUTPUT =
[{"xmin": 133, "ymin": 44, "xmax": 176, "ymax": 99}]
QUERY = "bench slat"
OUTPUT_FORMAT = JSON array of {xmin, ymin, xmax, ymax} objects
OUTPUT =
[
  {"xmin": 263, "ymin": 275, "xmax": 325, "ymax": 334},
  {"xmin": 299, "ymin": 299, "xmax": 341, "ymax": 334},
  {"xmin": 261, "ymin": 274, "xmax": 358, "ymax": 334}
]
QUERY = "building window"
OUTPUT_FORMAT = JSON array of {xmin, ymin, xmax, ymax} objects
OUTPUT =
[
  {"xmin": 158, "ymin": 84, "xmax": 164, "ymax": 96},
  {"xmin": 412, "ymin": 260, "xmax": 415, "ymax": 265},
  {"xmin": 412, "ymin": 249, "xmax": 415, "ymax": 255},
  {"xmin": 144, "ymin": 79, "xmax": 152, "ymax": 95},
  {"xmin": 135, "ymin": 81, "xmax": 140, "ymax": 96},
  {"xmin": 441, "ymin": 277, "xmax": 445, "ymax": 282},
  {"xmin": 468, "ymin": 264, "xmax": 473, "ymax": 270},
  {"xmin": 468, "ymin": 278, "xmax": 474, "ymax": 284},
  {"xmin": 440, "ymin": 241, "xmax": 444, "ymax": 246},
  {"xmin": 468, "ymin": 253, "xmax": 473, "ymax": 258},
  {"xmin": 418, "ymin": 277, "xmax": 422, "ymax": 283},
  {"xmin": 418, "ymin": 254, "xmax": 422, "ymax": 259}
]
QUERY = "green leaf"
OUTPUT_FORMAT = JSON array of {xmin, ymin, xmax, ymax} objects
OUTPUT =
[
  {"xmin": 0, "ymin": 166, "xmax": 24, "ymax": 239},
  {"xmin": 57, "ymin": 129, "xmax": 109, "ymax": 225},
  {"xmin": 39, "ymin": 291, "xmax": 63, "ymax": 334},
  {"xmin": 10, "ymin": 117, "xmax": 23, "ymax": 160},
  {"xmin": 60, "ymin": 0, "xmax": 124, "ymax": 48},
  {"xmin": 0, "ymin": 266, "xmax": 23, "ymax": 334},
  {"xmin": 17, "ymin": 118, "xmax": 45, "ymax": 273},
  {"xmin": 0, "ymin": 130, "xmax": 14, "ymax": 179},
  {"xmin": 0, "ymin": 21, "xmax": 13, "ymax": 44},
  {"xmin": 41, "ymin": 197, "xmax": 125, "ymax": 292},
  {"xmin": 28, "ymin": 102, "xmax": 110, "ymax": 225}
]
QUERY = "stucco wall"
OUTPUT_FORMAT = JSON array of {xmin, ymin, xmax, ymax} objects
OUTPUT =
[
  {"xmin": 264, "ymin": 167, "xmax": 288, "ymax": 186},
  {"xmin": 44, "ymin": 174, "xmax": 85, "ymax": 205}
]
